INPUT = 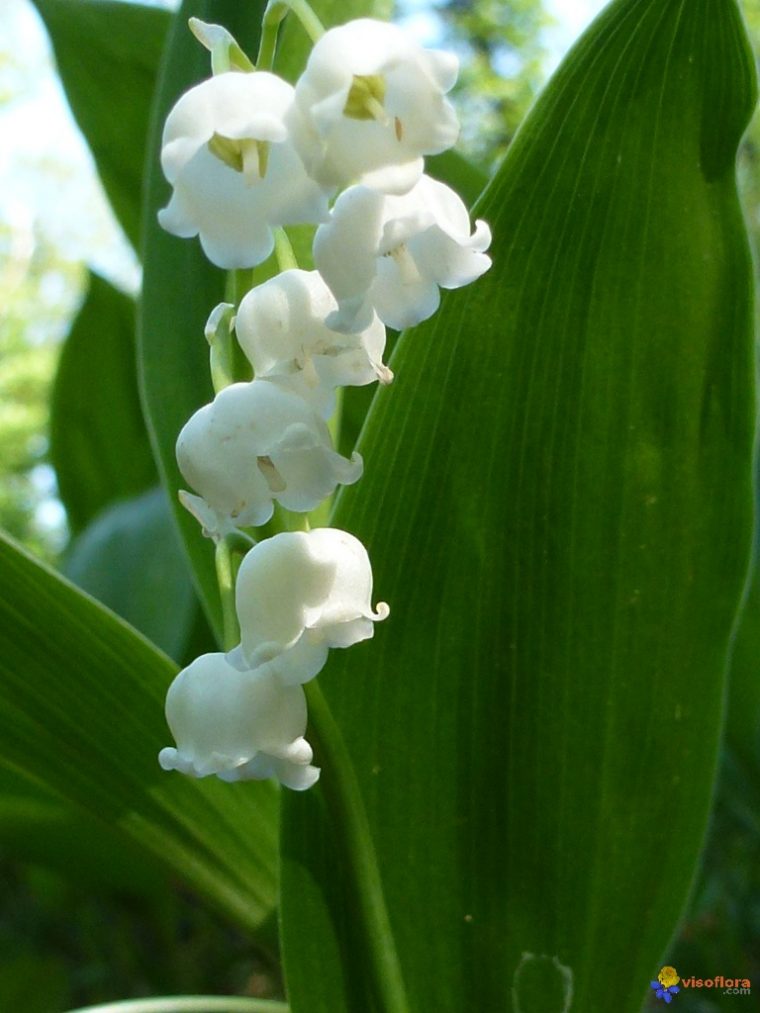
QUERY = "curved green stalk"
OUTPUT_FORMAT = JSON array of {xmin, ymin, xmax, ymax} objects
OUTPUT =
[
  {"xmin": 305, "ymin": 681, "xmax": 410, "ymax": 1013},
  {"xmin": 282, "ymin": 0, "xmax": 325, "ymax": 42},
  {"xmin": 65, "ymin": 998, "xmax": 289, "ymax": 1013},
  {"xmin": 256, "ymin": 2, "xmax": 284, "ymax": 71},
  {"xmin": 259, "ymin": 0, "xmax": 325, "ymax": 69}
]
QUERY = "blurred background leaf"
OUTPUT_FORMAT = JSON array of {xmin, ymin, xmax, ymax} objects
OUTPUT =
[
  {"xmin": 63, "ymin": 486, "xmax": 198, "ymax": 662},
  {"xmin": 280, "ymin": 2, "xmax": 758, "ymax": 1011},
  {"xmin": 50, "ymin": 270, "xmax": 213, "ymax": 664},
  {"xmin": 50, "ymin": 272, "xmax": 156, "ymax": 534},
  {"xmin": 29, "ymin": 0, "xmax": 170, "ymax": 251}
]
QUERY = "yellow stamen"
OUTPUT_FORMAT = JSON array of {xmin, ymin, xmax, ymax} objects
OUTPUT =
[
  {"xmin": 208, "ymin": 133, "xmax": 269, "ymax": 182},
  {"xmin": 344, "ymin": 74, "xmax": 387, "ymax": 122}
]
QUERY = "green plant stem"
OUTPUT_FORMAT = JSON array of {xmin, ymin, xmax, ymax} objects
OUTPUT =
[
  {"xmin": 215, "ymin": 538, "xmax": 240, "ymax": 651},
  {"xmin": 227, "ymin": 268, "xmax": 255, "ymax": 308},
  {"xmin": 305, "ymin": 681, "xmax": 410, "ymax": 1013},
  {"xmin": 256, "ymin": 3, "xmax": 283, "ymax": 71},
  {"xmin": 64, "ymin": 999, "xmax": 289, "ymax": 1013},
  {"xmin": 260, "ymin": 0, "xmax": 325, "ymax": 62},
  {"xmin": 284, "ymin": 0, "xmax": 325, "ymax": 42},
  {"xmin": 218, "ymin": 270, "xmax": 254, "ymax": 386}
]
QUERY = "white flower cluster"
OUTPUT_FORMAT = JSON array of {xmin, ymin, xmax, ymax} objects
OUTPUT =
[{"xmin": 157, "ymin": 14, "xmax": 492, "ymax": 790}]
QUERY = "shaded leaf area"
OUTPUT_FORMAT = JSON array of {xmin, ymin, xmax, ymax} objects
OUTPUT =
[
  {"xmin": 63, "ymin": 486, "xmax": 200, "ymax": 663},
  {"xmin": 50, "ymin": 273, "xmax": 156, "ymax": 535},
  {"xmin": 725, "ymin": 535, "xmax": 760, "ymax": 773},
  {"xmin": 0, "ymin": 531, "xmax": 279, "ymax": 934},
  {"xmin": 0, "ymin": 763, "xmax": 163, "ymax": 896},
  {"xmin": 30, "ymin": 0, "xmax": 170, "ymax": 251},
  {"xmin": 281, "ymin": 1, "xmax": 757, "ymax": 1011},
  {"xmin": 662, "ymin": 488, "xmax": 760, "ymax": 1009},
  {"xmin": 0, "ymin": 856, "xmax": 283, "ymax": 1012},
  {"xmin": 0, "ymin": 771, "xmax": 284, "ymax": 1011}
]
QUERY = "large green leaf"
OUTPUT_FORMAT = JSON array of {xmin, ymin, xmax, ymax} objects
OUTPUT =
[
  {"xmin": 31, "ymin": 0, "xmax": 170, "ymax": 250},
  {"xmin": 50, "ymin": 273, "xmax": 156, "ymax": 534},
  {"xmin": 280, "ymin": 1, "xmax": 757, "ymax": 1011},
  {"xmin": 0, "ymin": 530, "xmax": 278, "ymax": 932}
]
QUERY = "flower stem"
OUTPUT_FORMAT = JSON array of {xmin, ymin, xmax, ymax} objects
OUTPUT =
[
  {"xmin": 215, "ymin": 537, "xmax": 241, "ymax": 651},
  {"xmin": 304, "ymin": 681, "xmax": 410, "ymax": 1013},
  {"xmin": 218, "ymin": 270, "xmax": 254, "ymax": 385},
  {"xmin": 227, "ymin": 268, "xmax": 255, "ymax": 308},
  {"xmin": 256, "ymin": 4, "xmax": 283, "ymax": 71},
  {"xmin": 285, "ymin": 0, "xmax": 326, "ymax": 42},
  {"xmin": 260, "ymin": 0, "xmax": 325, "ymax": 59}
]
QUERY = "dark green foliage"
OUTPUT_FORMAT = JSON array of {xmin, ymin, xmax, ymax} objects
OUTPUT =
[{"xmin": 280, "ymin": 2, "xmax": 758, "ymax": 1009}]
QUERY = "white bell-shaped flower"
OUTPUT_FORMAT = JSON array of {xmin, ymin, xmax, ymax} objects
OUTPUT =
[
  {"xmin": 314, "ymin": 175, "xmax": 492, "ymax": 332},
  {"xmin": 290, "ymin": 18, "xmax": 459, "ymax": 194},
  {"xmin": 159, "ymin": 72, "xmax": 329, "ymax": 269},
  {"xmin": 235, "ymin": 528, "xmax": 389, "ymax": 671},
  {"xmin": 158, "ymin": 652, "xmax": 320, "ymax": 790},
  {"xmin": 176, "ymin": 380, "xmax": 362, "ymax": 537},
  {"xmin": 235, "ymin": 269, "xmax": 392, "ymax": 417}
]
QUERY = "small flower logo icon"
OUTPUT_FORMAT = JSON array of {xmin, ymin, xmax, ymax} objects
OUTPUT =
[{"xmin": 650, "ymin": 966, "xmax": 681, "ymax": 1003}]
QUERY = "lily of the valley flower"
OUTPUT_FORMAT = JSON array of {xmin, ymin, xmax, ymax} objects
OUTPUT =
[
  {"xmin": 176, "ymin": 380, "xmax": 362, "ymax": 537},
  {"xmin": 158, "ymin": 652, "xmax": 319, "ymax": 790},
  {"xmin": 159, "ymin": 72, "xmax": 329, "ymax": 268},
  {"xmin": 290, "ymin": 18, "xmax": 459, "ymax": 194},
  {"xmin": 235, "ymin": 528, "xmax": 389, "ymax": 672},
  {"xmin": 235, "ymin": 268, "xmax": 392, "ymax": 417},
  {"xmin": 314, "ymin": 175, "xmax": 492, "ymax": 332}
]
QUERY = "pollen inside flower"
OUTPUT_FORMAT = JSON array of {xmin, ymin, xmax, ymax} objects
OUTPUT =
[
  {"xmin": 207, "ymin": 133, "xmax": 269, "ymax": 181},
  {"xmin": 344, "ymin": 74, "xmax": 387, "ymax": 121}
]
